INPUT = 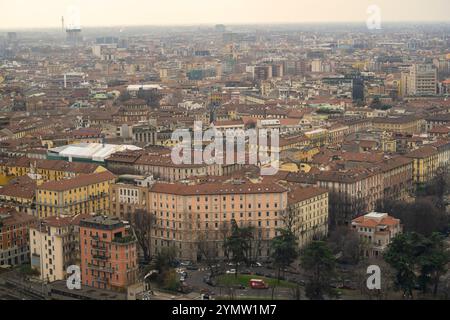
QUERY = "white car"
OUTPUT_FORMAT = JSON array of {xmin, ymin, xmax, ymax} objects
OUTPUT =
[
  {"xmin": 228, "ymin": 262, "xmax": 240, "ymax": 267},
  {"xmin": 226, "ymin": 269, "xmax": 237, "ymax": 274}
]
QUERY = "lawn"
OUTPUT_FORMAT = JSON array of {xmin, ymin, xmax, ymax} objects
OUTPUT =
[{"xmin": 217, "ymin": 274, "xmax": 297, "ymax": 289}]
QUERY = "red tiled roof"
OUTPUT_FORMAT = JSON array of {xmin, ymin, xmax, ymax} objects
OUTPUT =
[
  {"xmin": 37, "ymin": 171, "xmax": 116, "ymax": 192},
  {"xmin": 150, "ymin": 181, "xmax": 287, "ymax": 196}
]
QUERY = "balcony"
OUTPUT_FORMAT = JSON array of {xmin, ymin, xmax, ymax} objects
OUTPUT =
[
  {"xmin": 112, "ymin": 235, "xmax": 136, "ymax": 245},
  {"xmin": 96, "ymin": 277, "xmax": 108, "ymax": 284},
  {"xmin": 92, "ymin": 254, "xmax": 110, "ymax": 261},
  {"xmin": 87, "ymin": 263, "xmax": 114, "ymax": 273},
  {"xmin": 91, "ymin": 243, "xmax": 108, "ymax": 250}
]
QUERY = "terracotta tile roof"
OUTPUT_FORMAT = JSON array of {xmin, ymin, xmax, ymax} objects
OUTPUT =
[
  {"xmin": 39, "ymin": 214, "xmax": 92, "ymax": 228},
  {"xmin": 37, "ymin": 171, "xmax": 116, "ymax": 192},
  {"xmin": 213, "ymin": 120, "xmax": 244, "ymax": 127},
  {"xmin": 0, "ymin": 208, "xmax": 37, "ymax": 226},
  {"xmin": 0, "ymin": 175, "xmax": 37, "ymax": 199},
  {"xmin": 8, "ymin": 157, "xmax": 103, "ymax": 174},
  {"xmin": 70, "ymin": 128, "xmax": 103, "ymax": 137},
  {"xmin": 378, "ymin": 156, "xmax": 413, "ymax": 172},
  {"xmin": 150, "ymin": 181, "xmax": 287, "ymax": 196},
  {"xmin": 405, "ymin": 145, "xmax": 438, "ymax": 159},
  {"xmin": 352, "ymin": 214, "xmax": 400, "ymax": 228},
  {"xmin": 287, "ymin": 186, "xmax": 328, "ymax": 205},
  {"xmin": 429, "ymin": 126, "xmax": 450, "ymax": 134}
]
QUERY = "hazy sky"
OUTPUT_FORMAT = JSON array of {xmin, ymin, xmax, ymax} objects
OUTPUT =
[{"xmin": 1, "ymin": 0, "xmax": 449, "ymax": 29}]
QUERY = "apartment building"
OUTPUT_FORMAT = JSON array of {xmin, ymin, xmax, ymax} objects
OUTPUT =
[
  {"xmin": 351, "ymin": 212, "xmax": 402, "ymax": 258},
  {"xmin": 79, "ymin": 216, "xmax": 138, "ymax": 291},
  {"xmin": 30, "ymin": 214, "xmax": 89, "ymax": 282},
  {"xmin": 0, "ymin": 157, "xmax": 107, "ymax": 182},
  {"xmin": 405, "ymin": 145, "xmax": 439, "ymax": 184},
  {"xmin": 146, "ymin": 180, "xmax": 288, "ymax": 261},
  {"xmin": 112, "ymin": 99, "xmax": 150, "ymax": 123},
  {"xmin": 409, "ymin": 64, "xmax": 437, "ymax": 96},
  {"xmin": 0, "ymin": 175, "xmax": 37, "ymax": 215},
  {"xmin": 372, "ymin": 116, "xmax": 424, "ymax": 135},
  {"xmin": 287, "ymin": 168, "xmax": 384, "ymax": 225},
  {"xmin": 36, "ymin": 171, "xmax": 116, "ymax": 218},
  {"xmin": 109, "ymin": 175, "xmax": 331, "ymax": 261},
  {"xmin": 431, "ymin": 140, "xmax": 450, "ymax": 173},
  {"xmin": 106, "ymin": 150, "xmax": 225, "ymax": 182},
  {"xmin": 287, "ymin": 186, "xmax": 329, "ymax": 248},
  {"xmin": 426, "ymin": 114, "xmax": 450, "ymax": 131},
  {"xmin": 109, "ymin": 175, "xmax": 154, "ymax": 220},
  {"xmin": 378, "ymin": 156, "xmax": 414, "ymax": 201},
  {"xmin": 0, "ymin": 208, "xmax": 36, "ymax": 267},
  {"xmin": 68, "ymin": 128, "xmax": 104, "ymax": 145}
]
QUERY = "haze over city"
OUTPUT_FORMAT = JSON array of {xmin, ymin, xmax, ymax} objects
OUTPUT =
[{"xmin": 1, "ymin": 0, "xmax": 450, "ymax": 29}]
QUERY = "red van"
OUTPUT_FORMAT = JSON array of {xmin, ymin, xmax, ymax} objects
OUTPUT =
[{"xmin": 249, "ymin": 279, "xmax": 269, "ymax": 289}]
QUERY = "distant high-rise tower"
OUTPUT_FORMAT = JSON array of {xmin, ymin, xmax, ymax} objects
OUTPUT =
[
  {"xmin": 409, "ymin": 64, "xmax": 437, "ymax": 96},
  {"xmin": 65, "ymin": 5, "xmax": 82, "ymax": 46},
  {"xmin": 352, "ymin": 76, "xmax": 365, "ymax": 102},
  {"xmin": 66, "ymin": 28, "xmax": 82, "ymax": 46},
  {"xmin": 7, "ymin": 32, "xmax": 17, "ymax": 43}
]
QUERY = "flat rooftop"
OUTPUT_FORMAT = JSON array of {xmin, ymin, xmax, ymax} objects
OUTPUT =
[{"xmin": 48, "ymin": 143, "xmax": 142, "ymax": 162}]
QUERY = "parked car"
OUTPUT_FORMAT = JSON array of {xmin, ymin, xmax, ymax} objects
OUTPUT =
[
  {"xmin": 175, "ymin": 268, "xmax": 186, "ymax": 274},
  {"xmin": 297, "ymin": 279, "xmax": 306, "ymax": 286},
  {"xmin": 170, "ymin": 260, "xmax": 181, "ymax": 268},
  {"xmin": 226, "ymin": 269, "xmax": 237, "ymax": 274},
  {"xmin": 252, "ymin": 262, "xmax": 263, "ymax": 268},
  {"xmin": 249, "ymin": 279, "xmax": 269, "ymax": 289},
  {"xmin": 180, "ymin": 276, "xmax": 186, "ymax": 282},
  {"xmin": 203, "ymin": 277, "xmax": 217, "ymax": 286}
]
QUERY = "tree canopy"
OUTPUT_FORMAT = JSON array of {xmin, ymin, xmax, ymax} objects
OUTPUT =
[{"xmin": 301, "ymin": 241, "xmax": 337, "ymax": 300}]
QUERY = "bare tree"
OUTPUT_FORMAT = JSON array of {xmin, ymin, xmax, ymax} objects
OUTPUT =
[
  {"xmin": 132, "ymin": 209, "xmax": 156, "ymax": 263},
  {"xmin": 328, "ymin": 226, "xmax": 362, "ymax": 265},
  {"xmin": 196, "ymin": 232, "xmax": 219, "ymax": 277},
  {"xmin": 328, "ymin": 192, "xmax": 369, "ymax": 229}
]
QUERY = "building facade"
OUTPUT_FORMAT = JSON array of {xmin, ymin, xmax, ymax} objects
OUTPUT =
[
  {"xmin": 79, "ymin": 216, "xmax": 138, "ymax": 291},
  {"xmin": 36, "ymin": 171, "xmax": 116, "ymax": 218},
  {"xmin": 30, "ymin": 214, "xmax": 88, "ymax": 282},
  {"xmin": 0, "ymin": 208, "xmax": 36, "ymax": 267},
  {"xmin": 351, "ymin": 212, "xmax": 402, "ymax": 258}
]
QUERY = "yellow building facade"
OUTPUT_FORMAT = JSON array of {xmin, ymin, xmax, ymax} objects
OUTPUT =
[{"xmin": 36, "ymin": 171, "xmax": 116, "ymax": 218}]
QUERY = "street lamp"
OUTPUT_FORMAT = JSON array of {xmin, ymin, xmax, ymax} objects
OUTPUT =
[{"xmin": 142, "ymin": 270, "xmax": 158, "ymax": 300}]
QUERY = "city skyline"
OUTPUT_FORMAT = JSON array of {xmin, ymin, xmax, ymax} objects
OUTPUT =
[{"xmin": 1, "ymin": 0, "xmax": 450, "ymax": 29}]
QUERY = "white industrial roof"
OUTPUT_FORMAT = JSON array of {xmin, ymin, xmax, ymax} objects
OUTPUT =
[
  {"xmin": 127, "ymin": 84, "xmax": 162, "ymax": 91},
  {"xmin": 49, "ymin": 143, "xmax": 142, "ymax": 162}
]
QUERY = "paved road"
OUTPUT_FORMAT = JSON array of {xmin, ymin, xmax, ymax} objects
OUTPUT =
[{"xmin": 178, "ymin": 263, "xmax": 306, "ymax": 299}]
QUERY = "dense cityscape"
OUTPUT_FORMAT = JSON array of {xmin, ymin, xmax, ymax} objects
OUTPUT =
[{"xmin": 0, "ymin": 1, "xmax": 450, "ymax": 305}]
